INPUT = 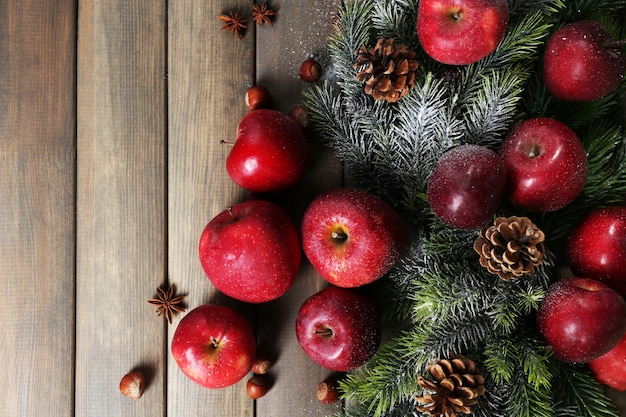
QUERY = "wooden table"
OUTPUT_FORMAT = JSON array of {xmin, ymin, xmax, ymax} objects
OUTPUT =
[
  {"xmin": 3, "ymin": 2, "xmax": 626, "ymax": 417},
  {"xmin": 1, "ymin": 1, "xmax": 345, "ymax": 416}
]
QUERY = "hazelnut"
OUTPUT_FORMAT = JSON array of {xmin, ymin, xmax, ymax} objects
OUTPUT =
[
  {"xmin": 246, "ymin": 374, "xmax": 270, "ymax": 399},
  {"xmin": 245, "ymin": 85, "xmax": 272, "ymax": 110},
  {"xmin": 299, "ymin": 58, "xmax": 323, "ymax": 83},
  {"xmin": 317, "ymin": 376, "xmax": 341, "ymax": 404},
  {"xmin": 119, "ymin": 371, "xmax": 145, "ymax": 400},
  {"xmin": 287, "ymin": 105, "xmax": 310, "ymax": 130},
  {"xmin": 251, "ymin": 354, "xmax": 272, "ymax": 375}
]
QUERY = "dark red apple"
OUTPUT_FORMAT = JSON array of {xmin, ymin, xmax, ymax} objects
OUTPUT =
[
  {"xmin": 416, "ymin": 0, "xmax": 509, "ymax": 65},
  {"xmin": 499, "ymin": 118, "xmax": 587, "ymax": 212},
  {"xmin": 567, "ymin": 206, "xmax": 626, "ymax": 296},
  {"xmin": 588, "ymin": 331, "xmax": 626, "ymax": 391},
  {"xmin": 295, "ymin": 286, "xmax": 381, "ymax": 371},
  {"xmin": 199, "ymin": 199, "xmax": 301, "ymax": 303},
  {"xmin": 172, "ymin": 304, "xmax": 256, "ymax": 389},
  {"xmin": 226, "ymin": 109, "xmax": 311, "ymax": 193},
  {"xmin": 543, "ymin": 20, "xmax": 626, "ymax": 102},
  {"xmin": 536, "ymin": 277, "xmax": 626, "ymax": 363},
  {"xmin": 427, "ymin": 144, "xmax": 506, "ymax": 229},
  {"xmin": 301, "ymin": 188, "xmax": 406, "ymax": 288}
]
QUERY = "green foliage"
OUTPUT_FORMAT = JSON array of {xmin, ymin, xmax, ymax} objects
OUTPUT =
[{"xmin": 304, "ymin": 0, "xmax": 626, "ymax": 416}]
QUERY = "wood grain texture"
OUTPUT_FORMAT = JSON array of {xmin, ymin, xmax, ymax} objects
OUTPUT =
[
  {"xmin": 75, "ymin": 1, "xmax": 167, "ymax": 416},
  {"xmin": 0, "ymin": 2, "xmax": 76, "ymax": 416},
  {"xmin": 167, "ymin": 1, "xmax": 254, "ymax": 416},
  {"xmin": 253, "ymin": 1, "xmax": 344, "ymax": 416},
  {"xmin": 2, "ymin": 1, "xmax": 626, "ymax": 416}
]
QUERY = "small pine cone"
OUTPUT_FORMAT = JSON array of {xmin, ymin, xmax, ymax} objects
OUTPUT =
[
  {"xmin": 354, "ymin": 38, "xmax": 419, "ymax": 103},
  {"xmin": 473, "ymin": 216, "xmax": 545, "ymax": 281},
  {"xmin": 415, "ymin": 353, "xmax": 486, "ymax": 417}
]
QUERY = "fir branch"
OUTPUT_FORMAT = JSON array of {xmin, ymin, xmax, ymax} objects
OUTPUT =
[
  {"xmin": 329, "ymin": 0, "xmax": 375, "ymax": 97},
  {"xmin": 460, "ymin": 67, "xmax": 527, "ymax": 147},
  {"xmin": 553, "ymin": 364, "xmax": 620, "ymax": 417},
  {"xmin": 391, "ymin": 72, "xmax": 464, "ymax": 191},
  {"xmin": 340, "ymin": 329, "xmax": 430, "ymax": 417},
  {"xmin": 371, "ymin": 0, "xmax": 419, "ymax": 46},
  {"xmin": 506, "ymin": 370, "xmax": 555, "ymax": 417}
]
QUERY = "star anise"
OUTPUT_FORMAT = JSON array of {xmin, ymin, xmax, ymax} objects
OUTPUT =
[
  {"xmin": 251, "ymin": 2, "xmax": 276, "ymax": 26},
  {"xmin": 218, "ymin": 10, "xmax": 247, "ymax": 39},
  {"xmin": 148, "ymin": 284, "xmax": 186, "ymax": 324}
]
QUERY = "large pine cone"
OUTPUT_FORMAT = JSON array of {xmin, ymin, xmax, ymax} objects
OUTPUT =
[
  {"xmin": 473, "ymin": 216, "xmax": 545, "ymax": 281},
  {"xmin": 416, "ymin": 353, "xmax": 486, "ymax": 416},
  {"xmin": 354, "ymin": 38, "xmax": 419, "ymax": 103}
]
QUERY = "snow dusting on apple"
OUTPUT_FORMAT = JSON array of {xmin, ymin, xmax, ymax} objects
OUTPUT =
[
  {"xmin": 295, "ymin": 286, "xmax": 381, "ymax": 371},
  {"xmin": 198, "ymin": 199, "xmax": 301, "ymax": 303},
  {"xmin": 416, "ymin": 0, "xmax": 509, "ymax": 65},
  {"xmin": 499, "ymin": 117, "xmax": 587, "ymax": 212},
  {"xmin": 301, "ymin": 188, "xmax": 406, "ymax": 288},
  {"xmin": 427, "ymin": 144, "xmax": 506, "ymax": 229},
  {"xmin": 543, "ymin": 20, "xmax": 626, "ymax": 102},
  {"xmin": 537, "ymin": 277, "xmax": 626, "ymax": 364}
]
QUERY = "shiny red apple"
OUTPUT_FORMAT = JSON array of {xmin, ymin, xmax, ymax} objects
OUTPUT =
[
  {"xmin": 416, "ymin": 0, "xmax": 509, "ymax": 65},
  {"xmin": 567, "ymin": 206, "xmax": 626, "ymax": 296},
  {"xmin": 199, "ymin": 199, "xmax": 301, "ymax": 303},
  {"xmin": 295, "ymin": 286, "xmax": 381, "ymax": 371},
  {"xmin": 536, "ymin": 277, "xmax": 626, "ymax": 363},
  {"xmin": 588, "ymin": 331, "xmax": 626, "ymax": 391},
  {"xmin": 499, "ymin": 118, "xmax": 587, "ymax": 212},
  {"xmin": 172, "ymin": 304, "xmax": 256, "ymax": 389},
  {"xmin": 226, "ymin": 109, "xmax": 311, "ymax": 193},
  {"xmin": 427, "ymin": 144, "xmax": 506, "ymax": 229},
  {"xmin": 301, "ymin": 188, "xmax": 406, "ymax": 288},
  {"xmin": 543, "ymin": 20, "xmax": 626, "ymax": 102}
]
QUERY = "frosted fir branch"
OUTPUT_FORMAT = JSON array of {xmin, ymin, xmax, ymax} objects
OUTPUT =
[
  {"xmin": 460, "ymin": 68, "xmax": 527, "ymax": 147},
  {"xmin": 371, "ymin": 0, "xmax": 418, "ymax": 46},
  {"xmin": 329, "ymin": 0, "xmax": 374, "ymax": 97},
  {"xmin": 391, "ymin": 72, "xmax": 464, "ymax": 190},
  {"xmin": 340, "ymin": 329, "xmax": 433, "ymax": 417},
  {"xmin": 486, "ymin": 10, "xmax": 557, "ymax": 69}
]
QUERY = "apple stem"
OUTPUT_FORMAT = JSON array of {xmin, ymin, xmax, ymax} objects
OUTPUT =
[
  {"xmin": 331, "ymin": 231, "xmax": 348, "ymax": 242},
  {"xmin": 226, "ymin": 207, "xmax": 236, "ymax": 221},
  {"xmin": 220, "ymin": 139, "xmax": 235, "ymax": 146},
  {"xmin": 313, "ymin": 328, "xmax": 334, "ymax": 337},
  {"xmin": 210, "ymin": 336, "xmax": 219, "ymax": 348}
]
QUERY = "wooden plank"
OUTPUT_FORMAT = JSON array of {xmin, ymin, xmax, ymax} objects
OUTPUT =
[
  {"xmin": 75, "ymin": 1, "xmax": 167, "ymax": 416},
  {"xmin": 0, "ymin": 2, "xmax": 76, "ymax": 416},
  {"xmin": 254, "ymin": 1, "xmax": 345, "ymax": 416},
  {"xmin": 167, "ymin": 1, "xmax": 255, "ymax": 416}
]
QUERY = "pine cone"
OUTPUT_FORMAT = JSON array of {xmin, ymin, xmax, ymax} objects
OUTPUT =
[
  {"xmin": 354, "ymin": 38, "xmax": 419, "ymax": 103},
  {"xmin": 416, "ymin": 353, "xmax": 486, "ymax": 417},
  {"xmin": 473, "ymin": 216, "xmax": 545, "ymax": 281}
]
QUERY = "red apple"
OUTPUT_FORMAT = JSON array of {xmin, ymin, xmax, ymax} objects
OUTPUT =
[
  {"xmin": 427, "ymin": 144, "xmax": 506, "ymax": 229},
  {"xmin": 301, "ymin": 188, "xmax": 406, "ymax": 288},
  {"xmin": 543, "ymin": 20, "xmax": 626, "ymax": 102},
  {"xmin": 172, "ymin": 304, "xmax": 256, "ymax": 389},
  {"xmin": 567, "ymin": 206, "xmax": 626, "ymax": 296},
  {"xmin": 295, "ymin": 286, "xmax": 381, "ymax": 371},
  {"xmin": 199, "ymin": 199, "xmax": 301, "ymax": 303},
  {"xmin": 536, "ymin": 277, "xmax": 626, "ymax": 363},
  {"xmin": 499, "ymin": 118, "xmax": 587, "ymax": 212},
  {"xmin": 416, "ymin": 0, "xmax": 509, "ymax": 65},
  {"xmin": 588, "ymin": 331, "xmax": 626, "ymax": 391},
  {"xmin": 226, "ymin": 109, "xmax": 311, "ymax": 193}
]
